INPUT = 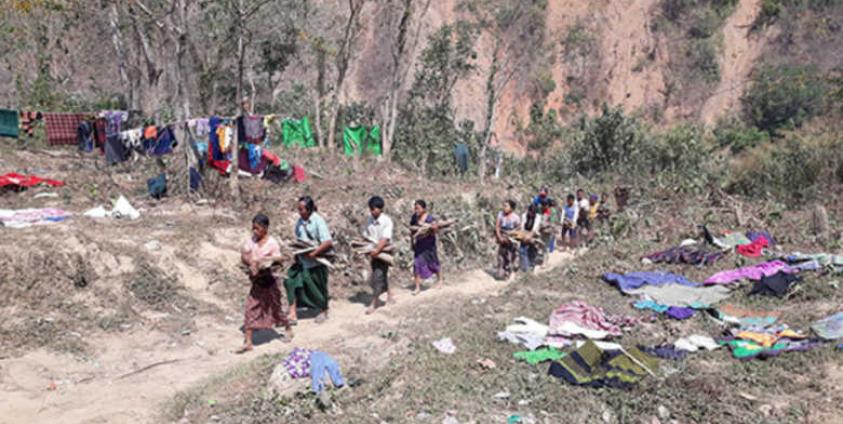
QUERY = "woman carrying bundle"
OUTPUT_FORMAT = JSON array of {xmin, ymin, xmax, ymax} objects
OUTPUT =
[
  {"xmin": 237, "ymin": 214, "xmax": 292, "ymax": 354},
  {"xmin": 410, "ymin": 199, "xmax": 443, "ymax": 295}
]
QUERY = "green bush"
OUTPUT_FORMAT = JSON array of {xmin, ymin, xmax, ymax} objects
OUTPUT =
[
  {"xmin": 727, "ymin": 137, "xmax": 825, "ymax": 200},
  {"xmin": 714, "ymin": 118, "xmax": 771, "ymax": 153},
  {"xmin": 570, "ymin": 104, "xmax": 650, "ymax": 176},
  {"xmin": 742, "ymin": 65, "xmax": 826, "ymax": 134}
]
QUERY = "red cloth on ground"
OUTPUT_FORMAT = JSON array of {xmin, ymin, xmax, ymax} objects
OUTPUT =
[
  {"xmin": 0, "ymin": 173, "xmax": 65, "ymax": 189},
  {"xmin": 262, "ymin": 149, "xmax": 281, "ymax": 166},
  {"xmin": 737, "ymin": 235, "xmax": 769, "ymax": 258},
  {"xmin": 292, "ymin": 165, "xmax": 306, "ymax": 182},
  {"xmin": 44, "ymin": 113, "xmax": 89, "ymax": 146}
]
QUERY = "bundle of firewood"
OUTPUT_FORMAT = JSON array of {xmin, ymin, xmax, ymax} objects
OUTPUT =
[
  {"xmin": 286, "ymin": 239, "xmax": 335, "ymax": 268},
  {"xmin": 409, "ymin": 219, "xmax": 457, "ymax": 241},
  {"xmin": 506, "ymin": 229, "xmax": 545, "ymax": 246},
  {"xmin": 351, "ymin": 237, "xmax": 396, "ymax": 266}
]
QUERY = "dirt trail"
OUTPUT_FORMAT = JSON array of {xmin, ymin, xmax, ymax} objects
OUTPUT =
[
  {"xmin": 700, "ymin": 0, "xmax": 767, "ymax": 126},
  {"xmin": 0, "ymin": 247, "xmax": 579, "ymax": 424}
]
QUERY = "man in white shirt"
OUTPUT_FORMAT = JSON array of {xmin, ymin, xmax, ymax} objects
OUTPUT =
[{"xmin": 365, "ymin": 196, "xmax": 394, "ymax": 314}]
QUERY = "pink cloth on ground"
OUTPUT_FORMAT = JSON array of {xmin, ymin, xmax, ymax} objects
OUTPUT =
[
  {"xmin": 704, "ymin": 260, "xmax": 796, "ymax": 285},
  {"xmin": 548, "ymin": 300, "xmax": 624, "ymax": 338}
]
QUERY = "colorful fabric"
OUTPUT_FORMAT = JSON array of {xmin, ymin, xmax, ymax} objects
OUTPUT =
[
  {"xmin": 283, "ymin": 347, "xmax": 313, "ymax": 378},
  {"xmin": 704, "ymin": 260, "xmax": 795, "ymax": 285},
  {"xmin": 45, "ymin": 113, "xmax": 89, "ymax": 145},
  {"xmin": 188, "ymin": 118, "xmax": 210, "ymax": 139},
  {"xmin": 643, "ymin": 246, "xmax": 723, "ymax": 266},
  {"xmin": 100, "ymin": 110, "xmax": 127, "ymax": 138},
  {"xmin": 722, "ymin": 338, "xmax": 819, "ymax": 360},
  {"xmin": 310, "ymin": 351, "xmax": 344, "ymax": 394},
  {"xmin": 812, "ymin": 312, "xmax": 843, "ymax": 340},
  {"xmin": 0, "ymin": 173, "xmax": 64, "ymax": 190},
  {"xmin": 718, "ymin": 304, "xmax": 781, "ymax": 327},
  {"xmin": 242, "ymin": 115, "xmax": 265, "ymax": 144},
  {"xmin": 785, "ymin": 252, "xmax": 843, "ymax": 273},
  {"xmin": 749, "ymin": 271, "xmax": 801, "ymax": 297},
  {"xmin": 736, "ymin": 235, "xmax": 769, "ymax": 257},
  {"xmin": 666, "ymin": 307, "xmax": 695, "ymax": 320},
  {"xmin": 674, "ymin": 335, "xmax": 720, "ymax": 352},
  {"xmin": 746, "ymin": 230, "xmax": 776, "ymax": 246},
  {"xmin": 735, "ymin": 328, "xmax": 805, "ymax": 347},
  {"xmin": 281, "ymin": 117, "xmax": 316, "ymax": 148},
  {"xmin": 284, "ymin": 263, "xmax": 329, "ymax": 311},
  {"xmin": 603, "ymin": 271, "xmax": 699, "ymax": 293},
  {"xmin": 0, "ymin": 108, "xmax": 20, "ymax": 138},
  {"xmin": 18, "ymin": 111, "xmax": 42, "ymax": 137},
  {"xmin": 633, "ymin": 299, "xmax": 670, "ymax": 313},
  {"xmin": 626, "ymin": 284, "xmax": 732, "ymax": 308},
  {"xmin": 547, "ymin": 340, "xmax": 658, "ymax": 389},
  {"xmin": 513, "ymin": 347, "xmax": 565, "ymax": 365},
  {"xmin": 0, "ymin": 208, "xmax": 71, "ymax": 228},
  {"xmin": 411, "ymin": 213, "xmax": 441, "ymax": 279},
  {"xmin": 497, "ymin": 317, "xmax": 549, "ymax": 351},
  {"xmin": 342, "ymin": 125, "xmax": 381, "ymax": 156},
  {"xmin": 712, "ymin": 231, "xmax": 752, "ymax": 250},
  {"xmin": 548, "ymin": 301, "xmax": 624, "ymax": 340}
]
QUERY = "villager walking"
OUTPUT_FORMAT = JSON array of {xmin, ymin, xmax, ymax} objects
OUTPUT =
[
  {"xmin": 410, "ymin": 199, "xmax": 443, "ymax": 294},
  {"xmin": 237, "ymin": 214, "xmax": 292, "ymax": 354},
  {"xmin": 285, "ymin": 196, "xmax": 334, "ymax": 324}
]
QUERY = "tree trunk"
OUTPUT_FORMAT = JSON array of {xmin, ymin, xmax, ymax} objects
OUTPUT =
[
  {"xmin": 326, "ymin": 0, "xmax": 364, "ymax": 152},
  {"xmin": 108, "ymin": 3, "xmax": 134, "ymax": 109},
  {"xmin": 314, "ymin": 46, "xmax": 326, "ymax": 149},
  {"xmin": 479, "ymin": 42, "xmax": 500, "ymax": 185},
  {"xmin": 236, "ymin": 0, "xmax": 245, "ymax": 112}
]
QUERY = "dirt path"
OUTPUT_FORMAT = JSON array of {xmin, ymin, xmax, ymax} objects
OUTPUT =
[
  {"xmin": 0, "ymin": 248, "xmax": 579, "ymax": 424},
  {"xmin": 700, "ymin": 0, "xmax": 768, "ymax": 126}
]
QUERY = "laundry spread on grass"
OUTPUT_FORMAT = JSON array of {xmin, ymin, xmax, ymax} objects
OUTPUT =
[
  {"xmin": 812, "ymin": 312, "xmax": 843, "ymax": 340},
  {"xmin": 0, "ymin": 208, "xmax": 72, "ymax": 228},
  {"xmin": 547, "ymin": 340, "xmax": 659, "ymax": 389},
  {"xmin": 0, "ymin": 173, "xmax": 65, "ymax": 191},
  {"xmin": 280, "ymin": 348, "xmax": 344, "ymax": 394},
  {"xmin": 749, "ymin": 271, "xmax": 801, "ymax": 297},
  {"xmin": 602, "ymin": 271, "xmax": 699, "ymax": 293},
  {"xmin": 785, "ymin": 252, "xmax": 843, "ymax": 273},
  {"xmin": 716, "ymin": 304, "xmax": 782, "ymax": 327},
  {"xmin": 704, "ymin": 260, "xmax": 796, "ymax": 285},
  {"xmin": 642, "ymin": 245, "xmax": 723, "ymax": 266}
]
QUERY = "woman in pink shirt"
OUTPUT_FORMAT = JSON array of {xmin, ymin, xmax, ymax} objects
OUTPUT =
[{"xmin": 237, "ymin": 214, "xmax": 293, "ymax": 353}]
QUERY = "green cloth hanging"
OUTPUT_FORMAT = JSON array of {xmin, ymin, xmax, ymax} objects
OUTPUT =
[
  {"xmin": 343, "ymin": 125, "xmax": 382, "ymax": 156},
  {"xmin": 281, "ymin": 117, "xmax": 316, "ymax": 148},
  {"xmin": 0, "ymin": 109, "xmax": 20, "ymax": 138}
]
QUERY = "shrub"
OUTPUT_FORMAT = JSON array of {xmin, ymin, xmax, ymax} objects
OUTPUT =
[
  {"xmin": 714, "ymin": 118, "xmax": 771, "ymax": 153},
  {"xmin": 570, "ymin": 104, "xmax": 650, "ymax": 176},
  {"xmin": 742, "ymin": 65, "xmax": 826, "ymax": 134},
  {"xmin": 727, "ymin": 137, "xmax": 825, "ymax": 200}
]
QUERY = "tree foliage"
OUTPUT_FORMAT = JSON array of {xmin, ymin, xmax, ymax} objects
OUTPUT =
[{"xmin": 742, "ymin": 65, "xmax": 826, "ymax": 134}]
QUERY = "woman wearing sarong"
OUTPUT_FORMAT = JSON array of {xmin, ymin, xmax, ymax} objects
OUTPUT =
[
  {"xmin": 495, "ymin": 200, "xmax": 521, "ymax": 280},
  {"xmin": 410, "ymin": 200, "xmax": 443, "ymax": 295},
  {"xmin": 237, "ymin": 214, "xmax": 292, "ymax": 354},
  {"xmin": 285, "ymin": 196, "xmax": 334, "ymax": 324}
]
